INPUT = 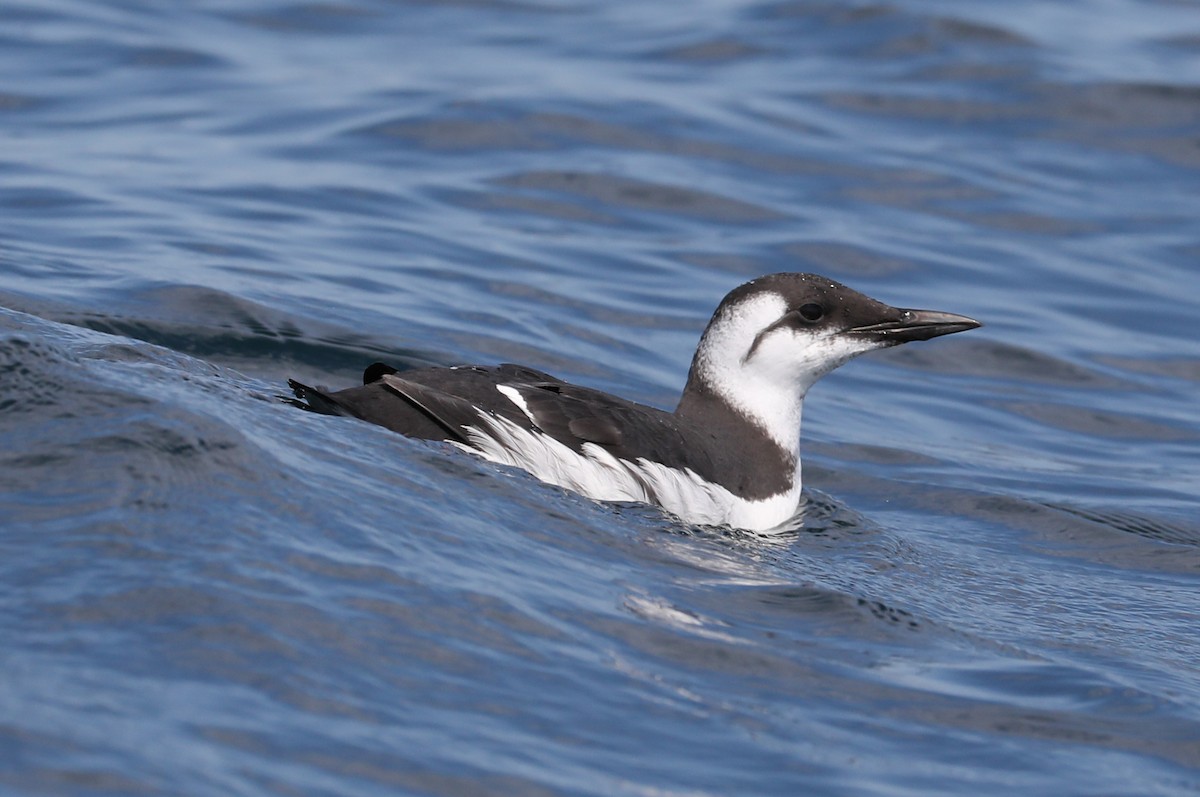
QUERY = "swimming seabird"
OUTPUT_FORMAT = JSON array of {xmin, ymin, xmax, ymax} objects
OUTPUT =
[{"xmin": 288, "ymin": 273, "xmax": 979, "ymax": 531}]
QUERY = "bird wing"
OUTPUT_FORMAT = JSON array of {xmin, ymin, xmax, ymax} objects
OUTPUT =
[
  {"xmin": 376, "ymin": 374, "xmax": 485, "ymax": 446},
  {"xmin": 301, "ymin": 364, "xmax": 708, "ymax": 474},
  {"xmin": 378, "ymin": 371, "xmax": 641, "ymax": 453}
]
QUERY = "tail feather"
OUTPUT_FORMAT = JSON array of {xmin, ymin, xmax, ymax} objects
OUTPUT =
[{"xmin": 286, "ymin": 379, "xmax": 351, "ymax": 417}]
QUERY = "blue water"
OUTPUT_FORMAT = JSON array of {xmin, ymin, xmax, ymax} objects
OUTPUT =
[{"xmin": 3, "ymin": 1, "xmax": 1200, "ymax": 795}]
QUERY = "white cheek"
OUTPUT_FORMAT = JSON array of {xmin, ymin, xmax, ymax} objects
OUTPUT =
[
  {"xmin": 692, "ymin": 291, "xmax": 888, "ymax": 453},
  {"xmin": 748, "ymin": 328, "xmax": 875, "ymax": 392},
  {"xmin": 698, "ymin": 318, "xmax": 878, "ymax": 452}
]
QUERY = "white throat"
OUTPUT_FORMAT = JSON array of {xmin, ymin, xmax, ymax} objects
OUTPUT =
[{"xmin": 690, "ymin": 293, "xmax": 807, "ymax": 455}]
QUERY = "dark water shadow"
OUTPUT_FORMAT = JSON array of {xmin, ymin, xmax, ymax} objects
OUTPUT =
[{"xmin": 0, "ymin": 286, "xmax": 453, "ymax": 386}]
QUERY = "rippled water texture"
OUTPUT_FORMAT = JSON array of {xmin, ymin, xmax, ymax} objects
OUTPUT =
[{"xmin": 2, "ymin": 1, "xmax": 1199, "ymax": 795}]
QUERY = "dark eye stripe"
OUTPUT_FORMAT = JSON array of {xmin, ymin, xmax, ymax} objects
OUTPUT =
[{"xmin": 743, "ymin": 306, "xmax": 825, "ymax": 362}]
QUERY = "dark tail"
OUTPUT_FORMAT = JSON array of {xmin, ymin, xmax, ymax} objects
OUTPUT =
[{"xmin": 285, "ymin": 379, "xmax": 352, "ymax": 416}]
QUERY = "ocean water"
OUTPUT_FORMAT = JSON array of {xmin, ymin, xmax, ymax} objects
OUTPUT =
[{"xmin": 2, "ymin": 0, "xmax": 1199, "ymax": 795}]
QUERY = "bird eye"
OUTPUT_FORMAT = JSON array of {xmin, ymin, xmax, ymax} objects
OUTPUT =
[{"xmin": 798, "ymin": 303, "xmax": 824, "ymax": 322}]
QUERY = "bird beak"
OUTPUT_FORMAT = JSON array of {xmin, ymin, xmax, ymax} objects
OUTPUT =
[{"xmin": 848, "ymin": 308, "xmax": 982, "ymax": 344}]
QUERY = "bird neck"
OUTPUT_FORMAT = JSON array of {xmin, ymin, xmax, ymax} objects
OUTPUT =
[{"xmin": 676, "ymin": 369, "xmax": 804, "ymax": 467}]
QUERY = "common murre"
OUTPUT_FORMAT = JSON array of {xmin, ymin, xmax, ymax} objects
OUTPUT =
[{"xmin": 288, "ymin": 273, "xmax": 979, "ymax": 531}]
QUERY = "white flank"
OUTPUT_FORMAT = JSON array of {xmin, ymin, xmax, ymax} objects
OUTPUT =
[{"xmin": 453, "ymin": 414, "xmax": 802, "ymax": 532}]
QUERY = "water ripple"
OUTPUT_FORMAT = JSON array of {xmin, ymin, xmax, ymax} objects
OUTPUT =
[{"xmin": 2, "ymin": 0, "xmax": 1199, "ymax": 795}]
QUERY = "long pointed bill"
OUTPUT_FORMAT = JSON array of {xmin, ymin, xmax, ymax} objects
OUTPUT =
[{"xmin": 848, "ymin": 308, "xmax": 982, "ymax": 344}]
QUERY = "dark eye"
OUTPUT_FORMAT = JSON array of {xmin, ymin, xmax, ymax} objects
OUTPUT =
[{"xmin": 798, "ymin": 303, "xmax": 824, "ymax": 322}]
